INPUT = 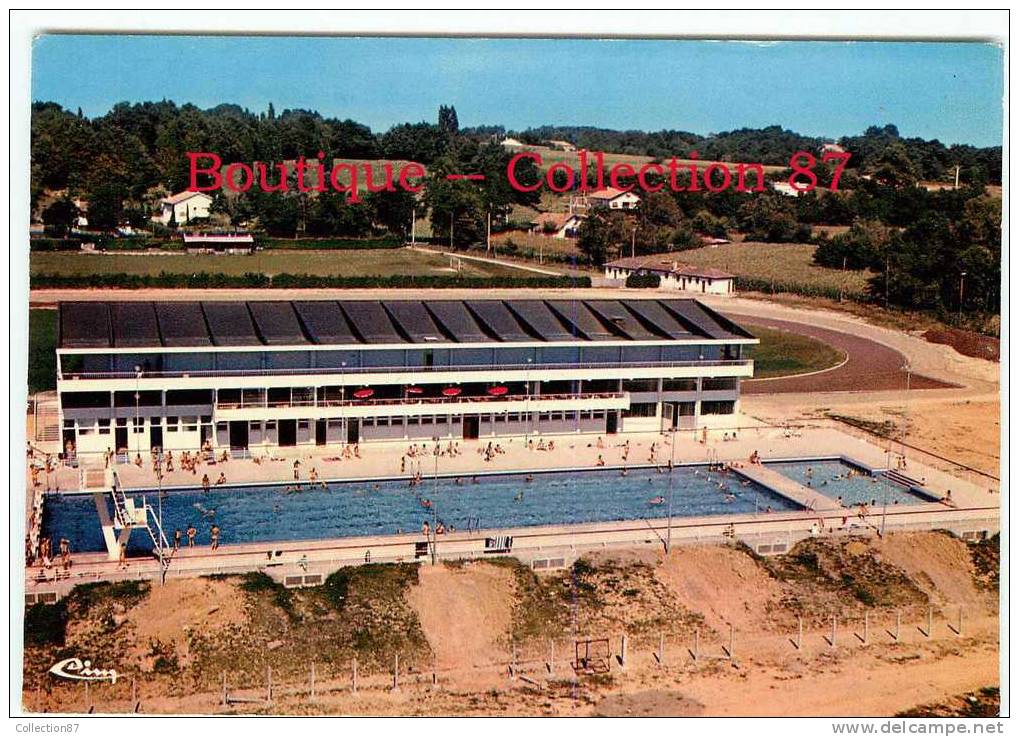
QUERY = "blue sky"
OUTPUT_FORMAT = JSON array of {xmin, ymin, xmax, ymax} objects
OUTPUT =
[{"xmin": 32, "ymin": 35, "xmax": 1004, "ymax": 147}]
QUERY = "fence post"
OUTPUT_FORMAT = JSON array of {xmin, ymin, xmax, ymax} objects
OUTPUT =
[
  {"xmin": 728, "ymin": 624, "xmax": 735, "ymax": 660},
  {"xmin": 432, "ymin": 655, "xmax": 438, "ymax": 687},
  {"xmin": 957, "ymin": 605, "xmax": 964, "ymax": 636},
  {"xmin": 131, "ymin": 677, "xmax": 139, "ymax": 713},
  {"xmin": 894, "ymin": 611, "xmax": 901, "ymax": 642},
  {"xmin": 692, "ymin": 628, "xmax": 700, "ymax": 661},
  {"xmin": 221, "ymin": 671, "xmax": 227, "ymax": 707},
  {"xmin": 548, "ymin": 639, "xmax": 555, "ymax": 675},
  {"xmin": 310, "ymin": 664, "xmax": 316, "ymax": 701},
  {"xmin": 796, "ymin": 616, "xmax": 803, "ymax": 650},
  {"xmin": 619, "ymin": 634, "xmax": 628, "ymax": 671},
  {"xmin": 267, "ymin": 666, "xmax": 273, "ymax": 703},
  {"xmin": 864, "ymin": 612, "xmax": 870, "ymax": 645},
  {"xmin": 658, "ymin": 632, "xmax": 666, "ymax": 666},
  {"xmin": 352, "ymin": 659, "xmax": 358, "ymax": 694},
  {"xmin": 830, "ymin": 613, "xmax": 837, "ymax": 648},
  {"xmin": 924, "ymin": 606, "xmax": 933, "ymax": 638},
  {"xmin": 392, "ymin": 654, "xmax": 400, "ymax": 692}
]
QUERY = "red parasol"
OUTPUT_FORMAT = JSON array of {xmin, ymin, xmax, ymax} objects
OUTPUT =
[
  {"xmin": 486, "ymin": 385, "xmax": 509, "ymax": 396},
  {"xmin": 441, "ymin": 386, "xmax": 462, "ymax": 397},
  {"xmin": 352, "ymin": 388, "xmax": 374, "ymax": 399}
]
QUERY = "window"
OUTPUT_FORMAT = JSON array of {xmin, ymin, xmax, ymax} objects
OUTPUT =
[
  {"xmin": 624, "ymin": 402, "xmax": 658, "ymax": 418},
  {"xmin": 422, "ymin": 416, "xmax": 434, "ymax": 425},
  {"xmin": 702, "ymin": 377, "xmax": 738, "ymax": 392},
  {"xmin": 98, "ymin": 418, "xmax": 111, "ymax": 435},
  {"xmin": 662, "ymin": 378, "xmax": 697, "ymax": 392},
  {"xmin": 250, "ymin": 421, "xmax": 262, "ymax": 432},
  {"xmin": 623, "ymin": 378, "xmax": 658, "ymax": 393},
  {"xmin": 407, "ymin": 416, "xmax": 420, "ymax": 425},
  {"xmin": 378, "ymin": 417, "xmax": 390, "ymax": 427},
  {"xmin": 297, "ymin": 420, "xmax": 310, "ymax": 430},
  {"xmin": 266, "ymin": 421, "xmax": 277, "ymax": 431},
  {"xmin": 133, "ymin": 417, "xmax": 145, "ymax": 433},
  {"xmin": 184, "ymin": 416, "xmax": 198, "ymax": 431},
  {"xmin": 701, "ymin": 400, "xmax": 735, "ymax": 415}
]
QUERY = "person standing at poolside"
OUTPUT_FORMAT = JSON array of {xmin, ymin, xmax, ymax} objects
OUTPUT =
[
  {"xmin": 210, "ymin": 524, "xmax": 220, "ymax": 551},
  {"xmin": 173, "ymin": 528, "xmax": 182, "ymax": 550},
  {"xmin": 202, "ymin": 473, "xmax": 210, "ymax": 492},
  {"xmin": 293, "ymin": 459, "xmax": 301, "ymax": 480},
  {"xmin": 186, "ymin": 524, "xmax": 197, "ymax": 548}
]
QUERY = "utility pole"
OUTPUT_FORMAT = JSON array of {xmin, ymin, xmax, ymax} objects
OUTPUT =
[
  {"xmin": 954, "ymin": 165, "xmax": 961, "ymax": 190},
  {"xmin": 666, "ymin": 426, "xmax": 676, "ymax": 553},
  {"xmin": 631, "ymin": 227, "xmax": 636, "ymax": 259},
  {"xmin": 958, "ymin": 271, "xmax": 967, "ymax": 323},
  {"xmin": 411, "ymin": 208, "xmax": 416, "ymax": 245},
  {"xmin": 489, "ymin": 209, "xmax": 497, "ymax": 256}
]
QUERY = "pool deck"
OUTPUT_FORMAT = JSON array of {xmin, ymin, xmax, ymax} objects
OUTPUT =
[
  {"xmin": 23, "ymin": 423, "xmax": 1000, "ymax": 597},
  {"xmin": 731, "ymin": 464, "xmax": 842, "ymax": 512}
]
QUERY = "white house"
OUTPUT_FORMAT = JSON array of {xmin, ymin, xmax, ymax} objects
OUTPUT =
[
  {"xmin": 529, "ymin": 212, "xmax": 584, "ymax": 239},
  {"xmin": 771, "ymin": 181, "xmax": 803, "ymax": 198},
  {"xmin": 500, "ymin": 137, "xmax": 526, "ymax": 149},
  {"xmin": 604, "ymin": 255, "xmax": 736, "ymax": 295},
  {"xmin": 154, "ymin": 191, "xmax": 214, "ymax": 225},
  {"xmin": 588, "ymin": 187, "xmax": 641, "ymax": 210}
]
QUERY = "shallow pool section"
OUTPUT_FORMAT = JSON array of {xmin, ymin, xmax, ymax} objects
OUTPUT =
[
  {"xmin": 43, "ymin": 466, "xmax": 800, "ymax": 553},
  {"xmin": 765, "ymin": 459, "xmax": 928, "ymax": 507}
]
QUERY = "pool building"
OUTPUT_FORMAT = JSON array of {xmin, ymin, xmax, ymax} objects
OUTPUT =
[{"xmin": 55, "ymin": 298, "xmax": 757, "ymax": 460}]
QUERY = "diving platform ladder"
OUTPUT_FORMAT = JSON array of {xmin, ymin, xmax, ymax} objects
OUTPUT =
[{"xmin": 92, "ymin": 468, "xmax": 172, "ymax": 566}]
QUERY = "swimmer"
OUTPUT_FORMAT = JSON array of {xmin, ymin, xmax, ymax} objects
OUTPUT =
[
  {"xmin": 648, "ymin": 495, "xmax": 665, "ymax": 506},
  {"xmin": 421, "ymin": 498, "xmax": 433, "ymax": 509}
]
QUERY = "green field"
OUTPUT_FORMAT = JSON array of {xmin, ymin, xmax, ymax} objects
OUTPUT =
[
  {"xmin": 679, "ymin": 242, "xmax": 873, "ymax": 298},
  {"xmin": 29, "ymin": 309, "xmax": 57, "ymax": 393},
  {"xmin": 30, "ymin": 248, "xmax": 529, "ymax": 280},
  {"xmin": 746, "ymin": 325, "xmax": 846, "ymax": 379}
]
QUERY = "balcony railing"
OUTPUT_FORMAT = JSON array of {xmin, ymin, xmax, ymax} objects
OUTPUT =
[
  {"xmin": 215, "ymin": 391, "xmax": 626, "ymax": 411},
  {"xmin": 60, "ymin": 358, "xmax": 751, "ymax": 381}
]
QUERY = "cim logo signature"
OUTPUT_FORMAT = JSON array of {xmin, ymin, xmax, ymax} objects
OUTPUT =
[{"xmin": 48, "ymin": 658, "xmax": 118, "ymax": 684}]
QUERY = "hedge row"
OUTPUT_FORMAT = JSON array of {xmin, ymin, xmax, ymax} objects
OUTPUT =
[
  {"xmin": 258, "ymin": 236, "xmax": 403, "ymax": 250},
  {"xmin": 625, "ymin": 273, "xmax": 662, "ymax": 288},
  {"xmin": 31, "ymin": 272, "xmax": 591, "ymax": 290}
]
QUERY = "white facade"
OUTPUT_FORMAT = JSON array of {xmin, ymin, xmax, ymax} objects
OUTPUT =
[
  {"xmin": 154, "ymin": 192, "xmax": 213, "ymax": 225},
  {"xmin": 603, "ymin": 265, "xmax": 736, "ymax": 295},
  {"xmin": 590, "ymin": 190, "xmax": 641, "ymax": 210},
  {"xmin": 56, "ymin": 299, "xmax": 756, "ymax": 462}
]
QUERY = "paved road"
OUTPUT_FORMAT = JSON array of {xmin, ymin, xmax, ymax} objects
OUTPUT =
[{"xmin": 733, "ymin": 315, "xmax": 954, "ymax": 395}]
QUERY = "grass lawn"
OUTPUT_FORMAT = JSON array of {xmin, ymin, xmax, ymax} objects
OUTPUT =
[
  {"xmin": 30, "ymin": 248, "xmax": 530, "ymax": 280},
  {"xmin": 678, "ymin": 241, "xmax": 873, "ymax": 298},
  {"xmin": 747, "ymin": 325, "xmax": 846, "ymax": 379},
  {"xmin": 28, "ymin": 309, "xmax": 57, "ymax": 393}
]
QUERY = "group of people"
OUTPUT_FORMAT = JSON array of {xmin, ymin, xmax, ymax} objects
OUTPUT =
[
  {"xmin": 34, "ymin": 536, "xmax": 72, "ymax": 577},
  {"xmin": 526, "ymin": 438, "xmax": 556, "ymax": 452}
]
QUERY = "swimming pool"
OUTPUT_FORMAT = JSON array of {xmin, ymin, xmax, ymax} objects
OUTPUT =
[
  {"xmin": 765, "ymin": 459, "xmax": 930, "ymax": 507},
  {"xmin": 42, "ymin": 465, "xmax": 800, "ymax": 553}
]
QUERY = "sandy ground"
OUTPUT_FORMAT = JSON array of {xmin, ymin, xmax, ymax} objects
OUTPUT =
[
  {"xmin": 877, "ymin": 532, "xmax": 982, "ymax": 607},
  {"xmin": 655, "ymin": 545, "xmax": 787, "ymax": 632},
  {"xmin": 406, "ymin": 563, "xmax": 514, "ymax": 671}
]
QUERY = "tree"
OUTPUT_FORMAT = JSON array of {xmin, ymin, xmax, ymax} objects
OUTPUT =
[
  {"xmin": 438, "ymin": 105, "xmax": 459, "ymax": 135},
  {"xmin": 813, "ymin": 219, "xmax": 889, "ymax": 270},
  {"xmin": 41, "ymin": 198, "xmax": 78, "ymax": 237}
]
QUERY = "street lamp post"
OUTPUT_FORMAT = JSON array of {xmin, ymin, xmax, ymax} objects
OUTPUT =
[
  {"xmin": 666, "ymin": 426, "xmax": 677, "ymax": 553},
  {"xmin": 134, "ymin": 365, "xmax": 142, "ymax": 459},
  {"xmin": 431, "ymin": 451, "xmax": 439, "ymax": 565},
  {"xmin": 958, "ymin": 272, "xmax": 967, "ymax": 323},
  {"xmin": 525, "ymin": 357, "xmax": 533, "ymax": 443}
]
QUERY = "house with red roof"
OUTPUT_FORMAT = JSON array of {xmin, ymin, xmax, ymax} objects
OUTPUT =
[
  {"xmin": 154, "ymin": 191, "xmax": 213, "ymax": 225},
  {"xmin": 604, "ymin": 254, "xmax": 736, "ymax": 295},
  {"xmin": 529, "ymin": 211, "xmax": 585, "ymax": 239},
  {"xmin": 588, "ymin": 187, "xmax": 641, "ymax": 210}
]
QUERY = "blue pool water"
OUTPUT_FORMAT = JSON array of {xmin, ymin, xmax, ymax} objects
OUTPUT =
[
  {"xmin": 42, "ymin": 465, "xmax": 801, "ymax": 553},
  {"xmin": 765, "ymin": 459, "xmax": 929, "ymax": 507}
]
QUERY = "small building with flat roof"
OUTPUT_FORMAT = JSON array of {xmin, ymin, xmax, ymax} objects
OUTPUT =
[{"xmin": 604, "ymin": 255, "xmax": 736, "ymax": 295}]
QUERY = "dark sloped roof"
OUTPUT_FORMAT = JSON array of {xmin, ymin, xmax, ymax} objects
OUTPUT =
[
  {"xmin": 60, "ymin": 302, "xmax": 111, "ymax": 348},
  {"xmin": 384, "ymin": 301, "xmax": 449, "ymax": 343},
  {"xmin": 506, "ymin": 300, "xmax": 577, "ymax": 341},
  {"xmin": 426, "ymin": 301, "xmax": 491, "ymax": 343},
  {"xmin": 465, "ymin": 301, "xmax": 532, "ymax": 342},
  {"xmin": 584, "ymin": 300, "xmax": 661, "ymax": 340},
  {"xmin": 57, "ymin": 298, "xmax": 749, "ymax": 349},
  {"xmin": 293, "ymin": 301, "xmax": 357, "ymax": 345},
  {"xmin": 249, "ymin": 302, "xmax": 308, "ymax": 345},
  {"xmin": 340, "ymin": 301, "xmax": 405, "ymax": 344},
  {"xmin": 112, "ymin": 302, "xmax": 160, "ymax": 347},
  {"xmin": 623, "ymin": 300, "xmax": 696, "ymax": 339},
  {"xmin": 202, "ymin": 302, "xmax": 260, "ymax": 346},
  {"xmin": 546, "ymin": 300, "xmax": 616, "ymax": 341},
  {"xmin": 155, "ymin": 302, "xmax": 211, "ymax": 347}
]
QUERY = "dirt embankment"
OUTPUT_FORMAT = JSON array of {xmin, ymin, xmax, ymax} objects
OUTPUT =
[
  {"xmin": 23, "ymin": 531, "xmax": 999, "ymax": 716},
  {"xmin": 406, "ymin": 563, "xmax": 514, "ymax": 670}
]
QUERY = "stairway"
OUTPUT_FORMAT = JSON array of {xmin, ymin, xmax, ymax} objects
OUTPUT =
[{"xmin": 883, "ymin": 469, "xmax": 923, "ymax": 488}]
